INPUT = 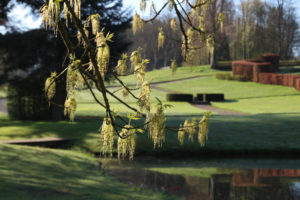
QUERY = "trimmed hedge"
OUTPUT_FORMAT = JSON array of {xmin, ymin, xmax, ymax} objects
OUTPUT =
[
  {"xmin": 258, "ymin": 53, "xmax": 280, "ymax": 72},
  {"xmin": 232, "ymin": 60, "xmax": 274, "ymax": 81},
  {"xmin": 256, "ymin": 72, "xmax": 300, "ymax": 91},
  {"xmin": 197, "ymin": 93, "xmax": 225, "ymax": 103},
  {"xmin": 166, "ymin": 93, "xmax": 194, "ymax": 103}
]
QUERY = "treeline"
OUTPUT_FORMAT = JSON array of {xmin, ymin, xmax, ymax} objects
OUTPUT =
[
  {"xmin": 126, "ymin": 15, "xmax": 183, "ymax": 70},
  {"xmin": 127, "ymin": 0, "xmax": 300, "ymax": 70}
]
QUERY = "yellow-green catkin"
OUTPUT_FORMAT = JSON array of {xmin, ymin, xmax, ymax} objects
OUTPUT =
[
  {"xmin": 116, "ymin": 53, "xmax": 128, "ymax": 75},
  {"xmin": 64, "ymin": 97, "xmax": 77, "ymax": 121},
  {"xmin": 218, "ymin": 12, "xmax": 225, "ymax": 33},
  {"xmin": 118, "ymin": 125, "xmax": 136, "ymax": 160},
  {"xmin": 122, "ymin": 86, "xmax": 129, "ymax": 98},
  {"xmin": 66, "ymin": 62, "xmax": 80, "ymax": 95},
  {"xmin": 132, "ymin": 13, "xmax": 144, "ymax": 35},
  {"xmin": 91, "ymin": 14, "xmax": 100, "ymax": 35},
  {"xmin": 170, "ymin": 18, "xmax": 178, "ymax": 32},
  {"xmin": 95, "ymin": 32, "xmax": 110, "ymax": 79},
  {"xmin": 178, "ymin": 125, "xmax": 185, "ymax": 145},
  {"xmin": 77, "ymin": 28, "xmax": 89, "ymax": 47},
  {"xmin": 158, "ymin": 28, "xmax": 165, "ymax": 49},
  {"xmin": 183, "ymin": 118, "xmax": 197, "ymax": 142},
  {"xmin": 206, "ymin": 34, "xmax": 215, "ymax": 55},
  {"xmin": 100, "ymin": 118, "xmax": 114, "ymax": 157},
  {"xmin": 150, "ymin": 105, "xmax": 166, "ymax": 148},
  {"xmin": 130, "ymin": 48, "xmax": 142, "ymax": 72},
  {"xmin": 187, "ymin": 28, "xmax": 195, "ymax": 44},
  {"xmin": 171, "ymin": 59, "xmax": 177, "ymax": 75},
  {"xmin": 198, "ymin": 112, "xmax": 211, "ymax": 146},
  {"xmin": 168, "ymin": 0, "xmax": 175, "ymax": 11},
  {"xmin": 63, "ymin": 2, "xmax": 69, "ymax": 27},
  {"xmin": 140, "ymin": 0, "xmax": 147, "ymax": 11},
  {"xmin": 44, "ymin": 72, "xmax": 57, "ymax": 103},
  {"xmin": 134, "ymin": 59, "xmax": 149, "ymax": 85},
  {"xmin": 199, "ymin": 14, "xmax": 205, "ymax": 31},
  {"xmin": 138, "ymin": 81, "xmax": 151, "ymax": 116}
]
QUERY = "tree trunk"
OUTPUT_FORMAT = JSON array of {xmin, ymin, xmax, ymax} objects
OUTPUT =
[
  {"xmin": 210, "ymin": 47, "xmax": 216, "ymax": 69},
  {"xmin": 51, "ymin": 77, "xmax": 67, "ymax": 121}
]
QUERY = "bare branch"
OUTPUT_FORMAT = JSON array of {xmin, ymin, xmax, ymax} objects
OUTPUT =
[{"xmin": 142, "ymin": 2, "xmax": 169, "ymax": 23}]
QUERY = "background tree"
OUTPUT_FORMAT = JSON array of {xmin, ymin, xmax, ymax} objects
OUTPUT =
[
  {"xmin": 127, "ymin": 15, "xmax": 183, "ymax": 70},
  {"xmin": 229, "ymin": 0, "xmax": 299, "ymax": 60}
]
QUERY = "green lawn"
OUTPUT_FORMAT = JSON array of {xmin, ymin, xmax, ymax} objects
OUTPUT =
[
  {"xmin": 155, "ymin": 75, "xmax": 300, "ymax": 114},
  {"xmin": 75, "ymin": 81, "xmax": 207, "ymax": 117},
  {"xmin": 112, "ymin": 65, "xmax": 214, "ymax": 85},
  {"xmin": 0, "ymin": 144, "xmax": 177, "ymax": 200}
]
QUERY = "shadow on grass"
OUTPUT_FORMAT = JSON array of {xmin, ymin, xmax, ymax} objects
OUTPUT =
[
  {"xmin": 1, "ymin": 113, "xmax": 300, "ymax": 158},
  {"xmin": 134, "ymin": 113, "xmax": 300, "ymax": 158},
  {"xmin": 234, "ymin": 93, "xmax": 300, "ymax": 100}
]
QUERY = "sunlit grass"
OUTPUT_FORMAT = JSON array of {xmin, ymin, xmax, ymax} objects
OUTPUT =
[
  {"xmin": 75, "ymin": 83, "xmax": 206, "ymax": 117},
  {"xmin": 155, "ymin": 76, "xmax": 300, "ymax": 114},
  {"xmin": 115, "ymin": 65, "xmax": 214, "ymax": 85}
]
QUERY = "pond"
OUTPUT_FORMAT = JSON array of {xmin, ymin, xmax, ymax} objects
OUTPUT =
[{"xmin": 101, "ymin": 158, "xmax": 300, "ymax": 200}]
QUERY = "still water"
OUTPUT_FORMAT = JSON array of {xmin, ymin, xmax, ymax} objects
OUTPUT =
[{"xmin": 101, "ymin": 158, "xmax": 300, "ymax": 200}]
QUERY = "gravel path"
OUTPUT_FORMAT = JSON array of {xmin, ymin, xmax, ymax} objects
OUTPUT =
[{"xmin": 191, "ymin": 104, "xmax": 249, "ymax": 116}]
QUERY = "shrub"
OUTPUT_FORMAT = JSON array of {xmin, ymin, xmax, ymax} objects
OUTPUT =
[
  {"xmin": 197, "ymin": 93, "xmax": 225, "ymax": 102},
  {"xmin": 166, "ymin": 93, "xmax": 194, "ymax": 103},
  {"xmin": 216, "ymin": 72, "xmax": 248, "ymax": 82},
  {"xmin": 7, "ymin": 84, "xmax": 51, "ymax": 120}
]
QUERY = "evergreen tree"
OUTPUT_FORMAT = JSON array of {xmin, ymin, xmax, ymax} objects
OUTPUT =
[{"xmin": 0, "ymin": 0, "xmax": 131, "ymax": 120}]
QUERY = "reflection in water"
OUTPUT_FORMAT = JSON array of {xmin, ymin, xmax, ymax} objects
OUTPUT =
[{"xmin": 107, "ymin": 167, "xmax": 300, "ymax": 200}]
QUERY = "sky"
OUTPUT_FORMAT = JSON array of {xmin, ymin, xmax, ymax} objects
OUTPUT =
[
  {"xmin": 1, "ymin": 0, "xmax": 300, "ymax": 34},
  {"xmin": 123, "ymin": 0, "xmax": 300, "ymax": 14}
]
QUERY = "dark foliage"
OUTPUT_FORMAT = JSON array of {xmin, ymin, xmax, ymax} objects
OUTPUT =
[{"xmin": 166, "ymin": 93, "xmax": 194, "ymax": 103}]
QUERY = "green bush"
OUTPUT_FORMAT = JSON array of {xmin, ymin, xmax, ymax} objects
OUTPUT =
[
  {"xmin": 197, "ymin": 93, "xmax": 225, "ymax": 102},
  {"xmin": 216, "ymin": 72, "xmax": 248, "ymax": 82},
  {"xmin": 166, "ymin": 93, "xmax": 194, "ymax": 103},
  {"xmin": 7, "ymin": 84, "xmax": 51, "ymax": 120}
]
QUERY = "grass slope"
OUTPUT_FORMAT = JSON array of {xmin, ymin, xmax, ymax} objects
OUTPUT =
[{"xmin": 0, "ymin": 144, "xmax": 177, "ymax": 200}]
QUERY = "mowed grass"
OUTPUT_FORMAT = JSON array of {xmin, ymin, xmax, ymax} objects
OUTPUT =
[
  {"xmin": 155, "ymin": 75, "xmax": 300, "ymax": 114},
  {"xmin": 75, "ymin": 81, "xmax": 207, "ymax": 117},
  {"xmin": 0, "ymin": 144, "xmax": 177, "ymax": 200},
  {"xmin": 113, "ymin": 65, "xmax": 214, "ymax": 85}
]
